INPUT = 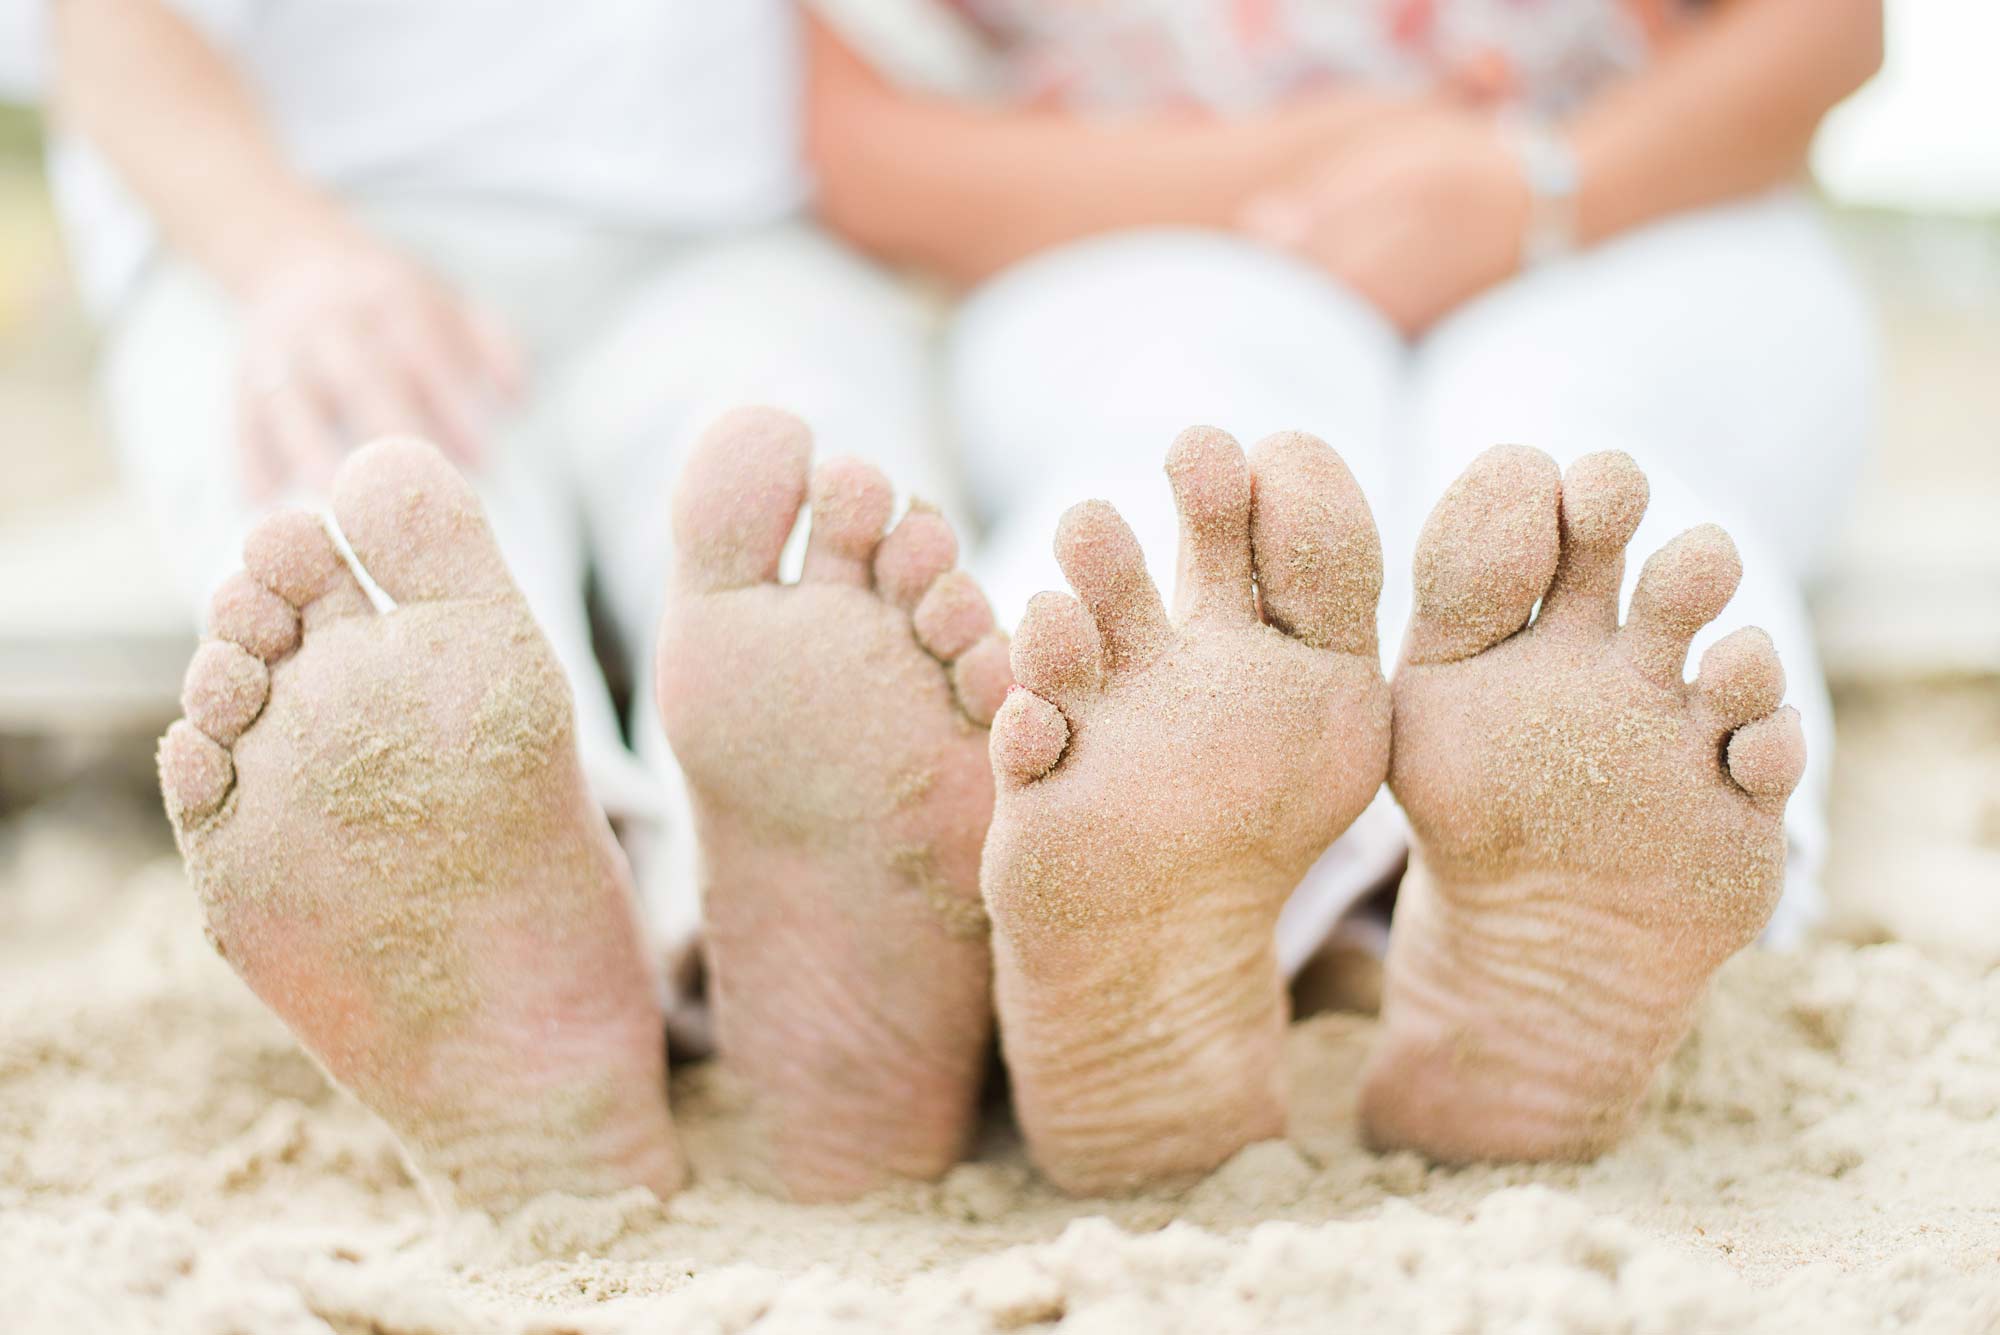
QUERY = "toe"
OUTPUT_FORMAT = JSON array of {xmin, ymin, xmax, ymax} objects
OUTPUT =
[
  {"xmin": 671, "ymin": 406, "xmax": 812, "ymax": 593},
  {"xmin": 1165, "ymin": 426, "xmax": 1255, "ymax": 624},
  {"xmin": 1695, "ymin": 627, "xmax": 1785, "ymax": 732},
  {"xmin": 1054, "ymin": 500, "xmax": 1171, "ymax": 676},
  {"xmin": 180, "ymin": 641, "xmax": 269, "ymax": 746},
  {"xmin": 1727, "ymin": 705, "xmax": 1806, "ymax": 804},
  {"xmin": 952, "ymin": 633, "xmax": 1013, "ymax": 726},
  {"xmin": 243, "ymin": 508, "xmax": 373, "ymax": 627},
  {"xmin": 1621, "ymin": 524, "xmax": 1742, "ymax": 686},
  {"xmin": 1011, "ymin": 591, "xmax": 1103, "ymax": 710},
  {"xmin": 1248, "ymin": 429, "xmax": 1382, "ymax": 655},
  {"xmin": 874, "ymin": 507, "xmax": 961, "ymax": 611},
  {"xmin": 1404, "ymin": 445, "xmax": 1560, "ymax": 666},
  {"xmin": 207, "ymin": 571, "xmax": 300, "ymax": 663},
  {"xmin": 802, "ymin": 456, "xmax": 894, "ymax": 586},
  {"xmin": 332, "ymin": 436, "xmax": 516, "ymax": 603},
  {"xmin": 159, "ymin": 719, "xmax": 233, "ymax": 825},
  {"xmin": 913, "ymin": 570, "xmax": 997, "ymax": 661},
  {"xmin": 990, "ymin": 687, "xmax": 1069, "ymax": 787},
  {"xmin": 1534, "ymin": 451, "xmax": 1648, "ymax": 638}
]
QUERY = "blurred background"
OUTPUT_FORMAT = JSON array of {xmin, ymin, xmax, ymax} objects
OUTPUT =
[{"xmin": 0, "ymin": 0, "xmax": 1994, "ymax": 959}]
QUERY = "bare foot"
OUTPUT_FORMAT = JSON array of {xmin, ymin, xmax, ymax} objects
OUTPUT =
[
  {"xmin": 982, "ymin": 427, "xmax": 1391, "ymax": 1195},
  {"xmin": 656, "ymin": 408, "xmax": 1011, "ymax": 1202},
  {"xmin": 158, "ymin": 440, "xmax": 685, "ymax": 1213},
  {"xmin": 1362, "ymin": 447, "xmax": 1807, "ymax": 1161}
]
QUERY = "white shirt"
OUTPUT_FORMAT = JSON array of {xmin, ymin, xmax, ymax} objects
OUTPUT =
[{"xmin": 52, "ymin": 0, "xmax": 808, "ymax": 314}]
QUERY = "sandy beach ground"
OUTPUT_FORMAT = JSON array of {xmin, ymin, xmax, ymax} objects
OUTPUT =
[
  {"xmin": 2, "ymin": 759, "xmax": 1997, "ymax": 1334},
  {"xmin": 3, "ymin": 128, "xmax": 1998, "ymax": 1328}
]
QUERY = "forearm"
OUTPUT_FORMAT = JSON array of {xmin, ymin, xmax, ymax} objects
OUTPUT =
[
  {"xmin": 1566, "ymin": 0, "xmax": 1882, "ymax": 244},
  {"xmin": 805, "ymin": 15, "xmax": 1367, "ymax": 284},
  {"xmin": 52, "ymin": 0, "xmax": 350, "ymax": 294}
]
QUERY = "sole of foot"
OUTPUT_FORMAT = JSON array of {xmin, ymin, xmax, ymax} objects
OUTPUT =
[
  {"xmin": 1361, "ymin": 446, "xmax": 1806, "ymax": 1162},
  {"xmin": 159, "ymin": 439, "xmax": 685, "ymax": 1213},
  {"xmin": 981, "ymin": 426, "xmax": 1392, "ymax": 1196},
  {"xmin": 656, "ymin": 407, "xmax": 1010, "ymax": 1203}
]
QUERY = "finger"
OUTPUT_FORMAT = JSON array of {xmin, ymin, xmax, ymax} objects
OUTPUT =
[
  {"xmin": 385, "ymin": 313, "xmax": 489, "ymax": 465},
  {"xmin": 233, "ymin": 377, "xmax": 283, "ymax": 504},
  {"xmin": 306, "ymin": 328, "xmax": 426, "ymax": 445},
  {"xmin": 457, "ymin": 301, "xmax": 526, "ymax": 401},
  {"xmin": 261, "ymin": 377, "xmax": 346, "ymax": 494}
]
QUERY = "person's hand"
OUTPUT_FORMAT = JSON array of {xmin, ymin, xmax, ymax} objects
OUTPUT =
[
  {"xmin": 1240, "ymin": 108, "xmax": 1532, "ymax": 337},
  {"xmin": 232, "ymin": 226, "xmax": 524, "ymax": 499}
]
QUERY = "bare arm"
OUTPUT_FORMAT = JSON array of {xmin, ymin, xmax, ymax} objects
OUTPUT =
[
  {"xmin": 1568, "ymin": 0, "xmax": 1883, "ymax": 243},
  {"xmin": 804, "ymin": 11, "xmax": 1419, "ymax": 285},
  {"xmin": 51, "ymin": 0, "xmax": 350, "ymax": 294}
]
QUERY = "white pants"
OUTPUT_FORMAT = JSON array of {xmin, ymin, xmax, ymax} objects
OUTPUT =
[
  {"xmin": 951, "ymin": 192, "xmax": 1877, "ymax": 954},
  {"xmin": 105, "ymin": 201, "xmax": 961, "ymax": 966}
]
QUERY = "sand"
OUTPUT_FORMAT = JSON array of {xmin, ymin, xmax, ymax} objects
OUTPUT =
[{"xmin": 3, "ymin": 794, "xmax": 1997, "ymax": 1334}]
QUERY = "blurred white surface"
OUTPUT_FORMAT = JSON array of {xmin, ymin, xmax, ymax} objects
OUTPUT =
[
  {"xmin": 0, "ymin": 0, "xmax": 45, "ymax": 101},
  {"xmin": 1813, "ymin": 0, "xmax": 2000, "ymax": 214}
]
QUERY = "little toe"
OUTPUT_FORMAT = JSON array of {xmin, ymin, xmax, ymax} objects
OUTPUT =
[
  {"xmin": 1534, "ymin": 451, "xmax": 1649, "ymax": 638},
  {"xmin": 181, "ymin": 641, "xmax": 269, "ymax": 746},
  {"xmin": 1404, "ymin": 445, "xmax": 1560, "ymax": 666},
  {"xmin": 159, "ymin": 719, "xmax": 233, "ymax": 826},
  {"xmin": 1248, "ymin": 429, "xmax": 1382, "ymax": 656},
  {"xmin": 1165, "ymin": 426, "xmax": 1255, "ymax": 624},
  {"xmin": 243, "ymin": 508, "xmax": 373, "ymax": 627},
  {"xmin": 913, "ymin": 571, "xmax": 998, "ymax": 662},
  {"xmin": 990, "ymin": 687, "xmax": 1069, "ymax": 787},
  {"xmin": 1622, "ymin": 524, "xmax": 1743, "ymax": 686},
  {"xmin": 1011, "ymin": 591, "xmax": 1103, "ymax": 710},
  {"xmin": 1727, "ymin": 705, "xmax": 1806, "ymax": 804},
  {"xmin": 952, "ymin": 633, "xmax": 1013, "ymax": 726},
  {"xmin": 1695, "ymin": 627, "xmax": 1785, "ymax": 732},
  {"xmin": 802, "ymin": 456, "xmax": 894, "ymax": 586},
  {"xmin": 332, "ymin": 436, "xmax": 516, "ymax": 603},
  {"xmin": 207, "ymin": 571, "xmax": 300, "ymax": 664},
  {"xmin": 1054, "ymin": 500, "xmax": 1171, "ymax": 675},
  {"xmin": 874, "ymin": 507, "xmax": 960, "ymax": 612},
  {"xmin": 671, "ymin": 406, "xmax": 812, "ymax": 593}
]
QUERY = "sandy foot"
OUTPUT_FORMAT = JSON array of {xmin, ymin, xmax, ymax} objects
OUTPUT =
[
  {"xmin": 1363, "ymin": 446, "xmax": 1807, "ymax": 1161},
  {"xmin": 657, "ymin": 408, "xmax": 1011, "ymax": 1202},
  {"xmin": 983, "ymin": 427, "xmax": 1392, "ymax": 1195},
  {"xmin": 158, "ymin": 439, "xmax": 684, "ymax": 1212}
]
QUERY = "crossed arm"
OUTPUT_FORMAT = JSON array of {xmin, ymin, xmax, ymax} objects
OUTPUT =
[{"xmin": 806, "ymin": 0, "xmax": 1882, "ymax": 331}]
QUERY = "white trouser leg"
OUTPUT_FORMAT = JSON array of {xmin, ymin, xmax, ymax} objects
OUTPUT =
[
  {"xmin": 1408, "ymin": 192, "xmax": 1878, "ymax": 945},
  {"xmin": 554, "ymin": 223, "xmax": 956, "ymax": 1003},
  {"xmin": 947, "ymin": 228, "xmax": 1412, "ymax": 972}
]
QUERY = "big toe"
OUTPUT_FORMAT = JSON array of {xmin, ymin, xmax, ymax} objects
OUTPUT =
[
  {"xmin": 1248, "ymin": 430, "xmax": 1382, "ymax": 656},
  {"xmin": 1404, "ymin": 445, "xmax": 1561, "ymax": 666},
  {"xmin": 672, "ymin": 406, "xmax": 812, "ymax": 593},
  {"xmin": 332, "ymin": 437, "xmax": 516, "ymax": 603}
]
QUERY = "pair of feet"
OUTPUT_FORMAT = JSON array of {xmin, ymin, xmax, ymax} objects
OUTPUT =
[{"xmin": 159, "ymin": 409, "xmax": 1804, "ymax": 1211}]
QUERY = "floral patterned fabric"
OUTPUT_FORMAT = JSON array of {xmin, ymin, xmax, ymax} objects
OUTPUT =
[{"xmin": 943, "ymin": 0, "xmax": 1669, "ymax": 113}]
